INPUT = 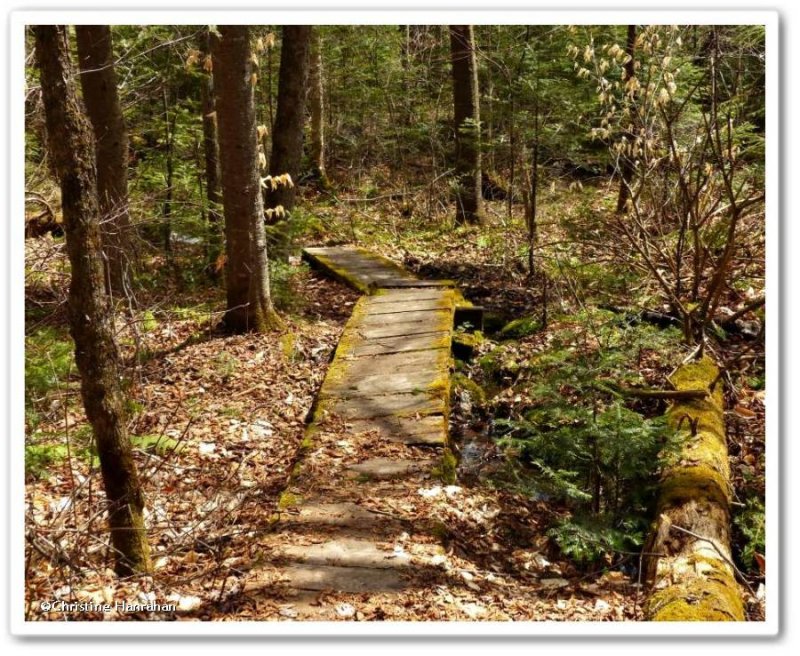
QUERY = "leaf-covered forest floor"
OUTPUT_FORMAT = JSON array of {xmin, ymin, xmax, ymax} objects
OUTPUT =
[{"xmin": 24, "ymin": 176, "xmax": 765, "ymax": 621}]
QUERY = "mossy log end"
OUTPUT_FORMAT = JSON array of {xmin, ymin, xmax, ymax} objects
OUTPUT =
[{"xmin": 643, "ymin": 357, "xmax": 745, "ymax": 622}]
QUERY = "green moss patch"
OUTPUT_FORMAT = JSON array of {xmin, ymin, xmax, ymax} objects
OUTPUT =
[
  {"xmin": 278, "ymin": 490, "xmax": 303, "ymax": 510},
  {"xmin": 432, "ymin": 448, "xmax": 458, "ymax": 484},
  {"xmin": 452, "ymin": 373, "xmax": 487, "ymax": 405},
  {"xmin": 128, "ymin": 433, "xmax": 185, "ymax": 456},
  {"xmin": 658, "ymin": 463, "xmax": 732, "ymax": 509},
  {"xmin": 660, "ymin": 358, "xmax": 731, "ymax": 507},
  {"xmin": 25, "ymin": 443, "xmax": 70, "ymax": 479},
  {"xmin": 499, "ymin": 315, "xmax": 542, "ymax": 339},
  {"xmin": 452, "ymin": 330, "xmax": 484, "ymax": 360},
  {"xmin": 304, "ymin": 251, "xmax": 372, "ymax": 294},
  {"xmin": 646, "ymin": 574, "xmax": 745, "ymax": 621}
]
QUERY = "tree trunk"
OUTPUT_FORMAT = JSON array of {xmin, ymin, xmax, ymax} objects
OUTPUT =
[
  {"xmin": 161, "ymin": 86, "xmax": 176, "ymax": 254},
  {"xmin": 265, "ymin": 25, "xmax": 312, "ymax": 214},
  {"xmin": 400, "ymin": 25, "xmax": 413, "ymax": 126},
  {"xmin": 308, "ymin": 29, "xmax": 327, "ymax": 185},
  {"xmin": 212, "ymin": 25, "xmax": 281, "ymax": 333},
  {"xmin": 449, "ymin": 25, "xmax": 484, "ymax": 225},
  {"xmin": 75, "ymin": 25, "xmax": 135, "ymax": 294},
  {"xmin": 643, "ymin": 358, "xmax": 744, "ymax": 621},
  {"xmin": 616, "ymin": 24, "xmax": 637, "ymax": 215},
  {"xmin": 198, "ymin": 28, "xmax": 223, "ymax": 275},
  {"xmin": 528, "ymin": 125, "xmax": 540, "ymax": 276},
  {"xmin": 35, "ymin": 25, "xmax": 151, "ymax": 577}
]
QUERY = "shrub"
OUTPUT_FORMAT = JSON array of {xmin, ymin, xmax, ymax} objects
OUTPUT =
[{"xmin": 492, "ymin": 314, "xmax": 682, "ymax": 564}]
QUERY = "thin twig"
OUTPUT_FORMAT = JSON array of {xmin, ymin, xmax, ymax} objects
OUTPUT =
[{"xmin": 669, "ymin": 523, "xmax": 757, "ymax": 596}]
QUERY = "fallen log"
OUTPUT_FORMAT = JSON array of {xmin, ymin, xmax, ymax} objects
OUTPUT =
[
  {"xmin": 600, "ymin": 302, "xmax": 764, "ymax": 339},
  {"xmin": 619, "ymin": 387, "xmax": 709, "ymax": 401},
  {"xmin": 643, "ymin": 357, "xmax": 745, "ymax": 621},
  {"xmin": 598, "ymin": 303, "xmax": 682, "ymax": 329}
]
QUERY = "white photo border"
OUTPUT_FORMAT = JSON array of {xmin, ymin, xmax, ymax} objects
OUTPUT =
[{"xmin": 6, "ymin": 7, "xmax": 780, "ymax": 639}]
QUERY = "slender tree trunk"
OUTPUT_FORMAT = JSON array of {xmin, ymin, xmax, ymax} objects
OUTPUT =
[
  {"xmin": 35, "ymin": 25, "xmax": 151, "ymax": 576},
  {"xmin": 265, "ymin": 25, "xmax": 312, "ymax": 214},
  {"xmin": 484, "ymin": 27, "xmax": 495, "ymax": 173},
  {"xmin": 449, "ymin": 25, "xmax": 484, "ymax": 225},
  {"xmin": 212, "ymin": 25, "xmax": 281, "ymax": 333},
  {"xmin": 400, "ymin": 25, "xmax": 410, "ymax": 83},
  {"xmin": 400, "ymin": 25, "xmax": 413, "ymax": 126},
  {"xmin": 308, "ymin": 30, "xmax": 327, "ymax": 185},
  {"xmin": 75, "ymin": 25, "xmax": 135, "ymax": 294},
  {"xmin": 528, "ymin": 101, "xmax": 540, "ymax": 277},
  {"xmin": 198, "ymin": 28, "xmax": 223, "ymax": 275},
  {"xmin": 508, "ymin": 94, "xmax": 516, "ymax": 221},
  {"xmin": 161, "ymin": 86, "xmax": 176, "ymax": 253},
  {"xmin": 266, "ymin": 40, "xmax": 275, "ymax": 130},
  {"xmin": 616, "ymin": 24, "xmax": 637, "ymax": 214}
]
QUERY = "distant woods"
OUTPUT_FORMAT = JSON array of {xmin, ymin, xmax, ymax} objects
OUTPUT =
[{"xmin": 26, "ymin": 23, "xmax": 767, "ymax": 342}]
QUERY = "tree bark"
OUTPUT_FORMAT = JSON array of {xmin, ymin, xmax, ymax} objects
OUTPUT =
[
  {"xmin": 160, "ymin": 86, "xmax": 176, "ymax": 254},
  {"xmin": 212, "ymin": 25, "xmax": 281, "ymax": 333},
  {"xmin": 616, "ymin": 25, "xmax": 637, "ymax": 215},
  {"xmin": 198, "ymin": 28, "xmax": 223, "ymax": 275},
  {"xmin": 265, "ymin": 25, "xmax": 312, "ymax": 214},
  {"xmin": 75, "ymin": 25, "xmax": 135, "ymax": 294},
  {"xmin": 400, "ymin": 25, "xmax": 413, "ymax": 126},
  {"xmin": 35, "ymin": 25, "xmax": 151, "ymax": 576},
  {"xmin": 449, "ymin": 25, "xmax": 484, "ymax": 225},
  {"xmin": 643, "ymin": 358, "xmax": 744, "ymax": 621},
  {"xmin": 527, "ymin": 82, "xmax": 540, "ymax": 277},
  {"xmin": 308, "ymin": 29, "xmax": 327, "ymax": 184}
]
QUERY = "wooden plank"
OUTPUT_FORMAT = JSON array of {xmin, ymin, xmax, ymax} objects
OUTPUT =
[
  {"xmin": 322, "ymin": 369, "xmax": 445, "ymax": 398},
  {"xmin": 282, "ymin": 564, "xmax": 407, "ymax": 593},
  {"xmin": 366, "ymin": 290, "xmax": 451, "ymax": 304},
  {"xmin": 355, "ymin": 323, "xmax": 449, "ymax": 340},
  {"xmin": 319, "ymin": 392, "xmax": 446, "ymax": 420},
  {"xmin": 302, "ymin": 246, "xmax": 419, "ymax": 291},
  {"xmin": 363, "ymin": 298, "xmax": 455, "ymax": 314},
  {"xmin": 358, "ymin": 308, "xmax": 452, "ymax": 326},
  {"xmin": 340, "ymin": 333, "xmax": 451, "ymax": 358},
  {"xmin": 378, "ymin": 279, "xmax": 455, "ymax": 288},
  {"xmin": 346, "ymin": 458, "xmax": 435, "ymax": 480},
  {"xmin": 347, "ymin": 415, "xmax": 447, "ymax": 445},
  {"xmin": 280, "ymin": 502, "xmax": 399, "ymax": 529},
  {"xmin": 344, "ymin": 347, "xmax": 451, "ymax": 368},
  {"xmin": 278, "ymin": 538, "xmax": 411, "ymax": 569}
]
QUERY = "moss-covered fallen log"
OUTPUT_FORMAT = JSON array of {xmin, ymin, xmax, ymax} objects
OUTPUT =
[{"xmin": 643, "ymin": 357, "xmax": 745, "ymax": 621}]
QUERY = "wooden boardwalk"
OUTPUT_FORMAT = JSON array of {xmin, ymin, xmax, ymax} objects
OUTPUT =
[
  {"xmin": 302, "ymin": 245, "xmax": 455, "ymax": 293},
  {"xmin": 303, "ymin": 245, "xmax": 457, "ymax": 451},
  {"xmin": 245, "ymin": 246, "xmax": 462, "ymax": 617}
]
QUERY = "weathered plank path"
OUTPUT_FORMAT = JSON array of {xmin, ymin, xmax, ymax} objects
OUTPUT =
[
  {"xmin": 245, "ymin": 246, "xmax": 463, "ymax": 617},
  {"xmin": 302, "ymin": 245, "xmax": 454, "ymax": 294}
]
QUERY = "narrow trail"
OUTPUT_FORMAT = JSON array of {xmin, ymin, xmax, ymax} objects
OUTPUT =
[{"xmin": 246, "ymin": 246, "xmax": 471, "ymax": 618}]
